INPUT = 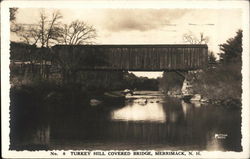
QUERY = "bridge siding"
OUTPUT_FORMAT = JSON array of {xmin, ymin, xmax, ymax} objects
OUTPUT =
[{"xmin": 52, "ymin": 45, "xmax": 208, "ymax": 71}]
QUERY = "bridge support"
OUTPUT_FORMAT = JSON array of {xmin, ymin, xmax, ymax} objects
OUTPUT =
[
  {"xmin": 173, "ymin": 71, "xmax": 186, "ymax": 79},
  {"xmin": 163, "ymin": 70, "xmax": 194, "ymax": 96}
]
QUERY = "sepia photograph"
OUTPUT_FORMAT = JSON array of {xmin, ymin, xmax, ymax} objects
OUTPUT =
[{"xmin": 1, "ymin": 0, "xmax": 249, "ymax": 158}]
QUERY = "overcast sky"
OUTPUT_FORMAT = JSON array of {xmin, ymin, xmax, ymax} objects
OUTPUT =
[{"xmin": 13, "ymin": 8, "xmax": 242, "ymax": 78}]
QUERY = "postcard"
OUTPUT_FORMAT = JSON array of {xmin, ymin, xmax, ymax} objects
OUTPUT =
[{"xmin": 1, "ymin": 0, "xmax": 249, "ymax": 158}]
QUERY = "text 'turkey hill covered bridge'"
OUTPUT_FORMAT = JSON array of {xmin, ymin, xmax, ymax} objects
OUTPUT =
[{"xmin": 52, "ymin": 44, "xmax": 208, "ymax": 71}]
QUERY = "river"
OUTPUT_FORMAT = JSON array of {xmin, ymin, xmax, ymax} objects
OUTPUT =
[{"xmin": 10, "ymin": 91, "xmax": 241, "ymax": 151}]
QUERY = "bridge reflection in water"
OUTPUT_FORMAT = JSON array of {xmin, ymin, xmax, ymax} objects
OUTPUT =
[
  {"xmin": 111, "ymin": 102, "xmax": 166, "ymax": 123},
  {"xmin": 10, "ymin": 91, "xmax": 241, "ymax": 151}
]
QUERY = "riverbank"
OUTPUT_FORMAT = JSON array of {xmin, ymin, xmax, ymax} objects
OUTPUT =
[
  {"xmin": 160, "ymin": 30, "xmax": 242, "ymax": 110},
  {"xmin": 10, "ymin": 81, "xmax": 126, "ymax": 114},
  {"xmin": 166, "ymin": 89, "xmax": 241, "ymax": 110},
  {"xmin": 190, "ymin": 62, "xmax": 242, "ymax": 110}
]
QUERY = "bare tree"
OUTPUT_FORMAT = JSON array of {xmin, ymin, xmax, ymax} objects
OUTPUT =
[
  {"xmin": 182, "ymin": 32, "xmax": 210, "ymax": 85},
  {"xmin": 14, "ymin": 24, "xmax": 40, "ymax": 45},
  {"xmin": 14, "ymin": 10, "xmax": 97, "ymax": 81},
  {"xmin": 39, "ymin": 10, "xmax": 62, "ymax": 48},
  {"xmin": 183, "ymin": 32, "xmax": 209, "ymax": 44},
  {"xmin": 58, "ymin": 20, "xmax": 97, "ymax": 45},
  {"xmin": 51, "ymin": 20, "xmax": 97, "ymax": 83},
  {"xmin": 15, "ymin": 10, "xmax": 62, "ymax": 47},
  {"xmin": 13, "ymin": 10, "xmax": 63, "ymax": 78}
]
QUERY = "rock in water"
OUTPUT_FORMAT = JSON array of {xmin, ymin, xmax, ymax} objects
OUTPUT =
[
  {"xmin": 191, "ymin": 101, "xmax": 201, "ymax": 107},
  {"xmin": 201, "ymin": 97, "xmax": 209, "ymax": 103},
  {"xmin": 135, "ymin": 99, "xmax": 148, "ymax": 105},
  {"xmin": 90, "ymin": 99, "xmax": 102, "ymax": 106},
  {"xmin": 190, "ymin": 94, "xmax": 202, "ymax": 101}
]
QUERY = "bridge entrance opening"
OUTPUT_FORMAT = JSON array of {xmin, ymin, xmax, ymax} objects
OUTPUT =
[
  {"xmin": 123, "ymin": 71, "xmax": 164, "ymax": 92},
  {"xmin": 130, "ymin": 71, "xmax": 163, "ymax": 79}
]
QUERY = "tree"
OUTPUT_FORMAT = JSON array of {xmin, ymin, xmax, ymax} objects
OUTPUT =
[
  {"xmin": 10, "ymin": 8, "xmax": 21, "ymax": 32},
  {"xmin": 181, "ymin": 32, "xmax": 210, "ymax": 93},
  {"xmin": 10, "ymin": 8, "xmax": 18, "ymax": 22},
  {"xmin": 13, "ymin": 10, "xmax": 98, "ymax": 81},
  {"xmin": 219, "ymin": 29, "xmax": 242, "ymax": 64},
  {"xmin": 58, "ymin": 20, "xmax": 97, "ymax": 45},
  {"xmin": 15, "ymin": 10, "xmax": 62, "ymax": 47},
  {"xmin": 208, "ymin": 51, "xmax": 217, "ymax": 64},
  {"xmin": 192, "ymin": 30, "xmax": 243, "ymax": 102},
  {"xmin": 14, "ymin": 24, "xmax": 40, "ymax": 45},
  {"xmin": 41, "ymin": 10, "xmax": 63, "ymax": 48},
  {"xmin": 50, "ymin": 20, "xmax": 98, "ymax": 83},
  {"xmin": 183, "ymin": 32, "xmax": 209, "ymax": 44},
  {"xmin": 13, "ymin": 10, "xmax": 63, "ymax": 78},
  {"xmin": 52, "ymin": 45, "xmax": 107, "ymax": 84}
]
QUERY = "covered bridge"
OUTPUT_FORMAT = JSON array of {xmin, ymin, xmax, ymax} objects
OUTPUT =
[{"xmin": 52, "ymin": 44, "xmax": 208, "ymax": 71}]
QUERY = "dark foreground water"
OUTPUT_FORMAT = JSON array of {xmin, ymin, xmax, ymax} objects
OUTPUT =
[{"xmin": 10, "ymin": 91, "xmax": 241, "ymax": 151}]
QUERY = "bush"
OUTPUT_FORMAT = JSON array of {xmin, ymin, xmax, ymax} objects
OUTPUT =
[
  {"xmin": 192, "ymin": 30, "xmax": 242, "ymax": 103},
  {"xmin": 192, "ymin": 62, "xmax": 241, "ymax": 101}
]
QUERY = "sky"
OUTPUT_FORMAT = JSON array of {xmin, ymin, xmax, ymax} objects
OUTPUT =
[{"xmin": 12, "ymin": 8, "xmax": 242, "ymax": 78}]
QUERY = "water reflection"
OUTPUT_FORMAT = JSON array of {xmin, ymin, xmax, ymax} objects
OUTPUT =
[
  {"xmin": 33, "ymin": 125, "xmax": 50, "ymax": 145},
  {"xmin": 111, "ymin": 102, "xmax": 166, "ymax": 123},
  {"xmin": 206, "ymin": 131, "xmax": 225, "ymax": 151},
  {"xmin": 10, "ymin": 91, "xmax": 242, "ymax": 151}
]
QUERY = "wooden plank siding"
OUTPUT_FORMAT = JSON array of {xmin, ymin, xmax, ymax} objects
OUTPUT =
[{"xmin": 52, "ymin": 44, "xmax": 208, "ymax": 71}]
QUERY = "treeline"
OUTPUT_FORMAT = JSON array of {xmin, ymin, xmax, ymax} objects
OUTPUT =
[
  {"xmin": 160, "ymin": 29, "xmax": 242, "ymax": 107},
  {"xmin": 10, "ymin": 9, "xmax": 99, "ymax": 82},
  {"xmin": 123, "ymin": 72, "xmax": 159, "ymax": 91},
  {"xmin": 10, "ymin": 42, "xmax": 159, "ymax": 92},
  {"xmin": 192, "ymin": 30, "xmax": 242, "ymax": 103},
  {"xmin": 10, "ymin": 9, "xmax": 159, "ymax": 92},
  {"xmin": 74, "ymin": 71, "xmax": 159, "ymax": 91}
]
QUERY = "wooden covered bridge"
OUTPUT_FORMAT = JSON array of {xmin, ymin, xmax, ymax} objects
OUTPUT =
[{"xmin": 52, "ymin": 44, "xmax": 208, "ymax": 71}]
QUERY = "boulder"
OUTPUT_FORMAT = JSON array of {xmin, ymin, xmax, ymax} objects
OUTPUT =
[
  {"xmin": 190, "ymin": 94, "xmax": 202, "ymax": 101},
  {"xmin": 134, "ymin": 99, "xmax": 148, "ymax": 105},
  {"xmin": 90, "ymin": 99, "xmax": 102, "ymax": 106},
  {"xmin": 191, "ymin": 101, "xmax": 201, "ymax": 107},
  {"xmin": 201, "ymin": 97, "xmax": 209, "ymax": 103}
]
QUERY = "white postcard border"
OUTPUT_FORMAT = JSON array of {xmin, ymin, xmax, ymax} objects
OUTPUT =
[{"xmin": 1, "ymin": 0, "xmax": 249, "ymax": 158}]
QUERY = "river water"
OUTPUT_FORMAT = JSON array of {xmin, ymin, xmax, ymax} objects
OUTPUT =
[{"xmin": 10, "ymin": 91, "xmax": 241, "ymax": 151}]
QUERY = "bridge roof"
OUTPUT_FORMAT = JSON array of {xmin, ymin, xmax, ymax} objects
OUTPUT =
[{"xmin": 53, "ymin": 44, "xmax": 208, "ymax": 48}]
